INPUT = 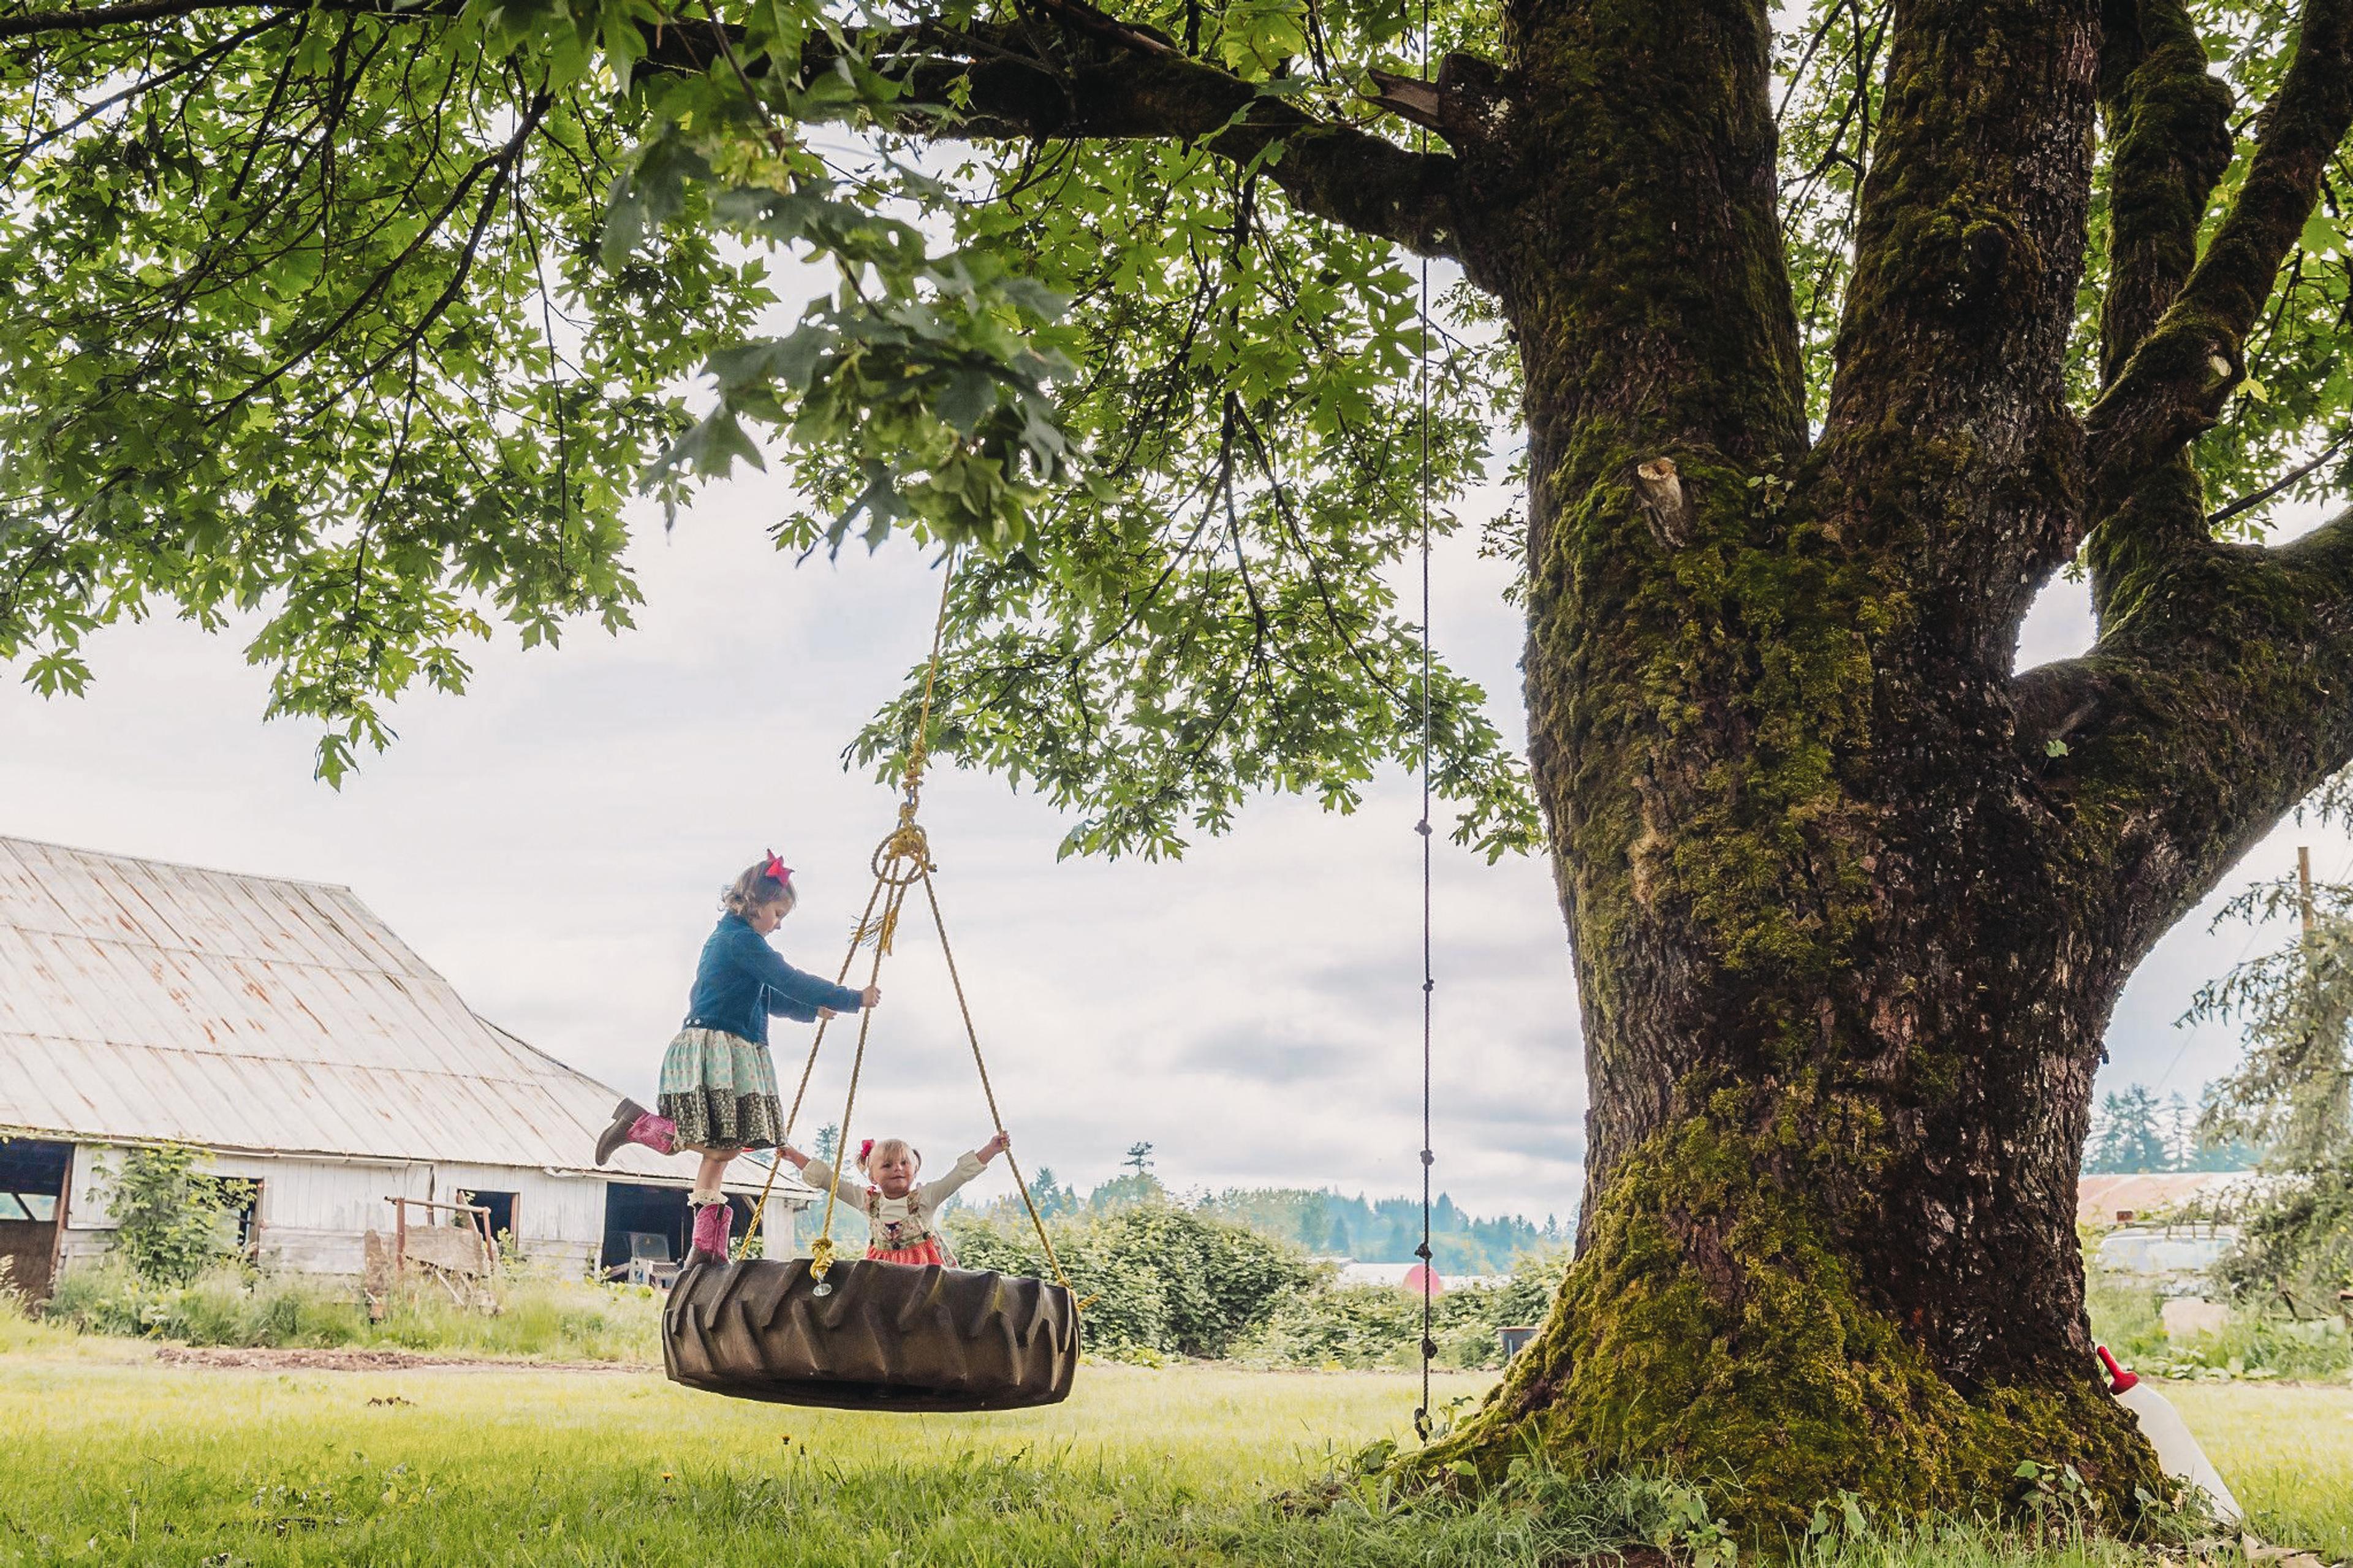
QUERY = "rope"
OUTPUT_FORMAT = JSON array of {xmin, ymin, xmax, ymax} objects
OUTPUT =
[
  {"xmin": 808, "ymin": 874, "xmax": 905, "ymax": 1290},
  {"xmin": 1411, "ymin": 0, "xmax": 1437, "ymax": 1445},
  {"xmin": 733, "ymin": 565, "xmax": 953, "ymax": 1265},
  {"xmin": 917, "ymin": 862, "xmax": 1090, "ymax": 1303},
  {"xmin": 732, "ymin": 558, "xmax": 1088, "ymax": 1309}
]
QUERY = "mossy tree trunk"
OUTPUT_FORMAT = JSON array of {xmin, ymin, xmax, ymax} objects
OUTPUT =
[{"xmin": 1390, "ymin": 0, "xmax": 2353, "ymax": 1527}]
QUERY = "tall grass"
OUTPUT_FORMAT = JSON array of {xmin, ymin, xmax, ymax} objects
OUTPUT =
[
  {"xmin": 0, "ymin": 1354, "xmax": 2343, "ymax": 1567},
  {"xmin": 42, "ymin": 1259, "xmax": 664, "ymax": 1362},
  {"xmin": 2087, "ymin": 1269, "xmax": 2353, "ymax": 1381}
]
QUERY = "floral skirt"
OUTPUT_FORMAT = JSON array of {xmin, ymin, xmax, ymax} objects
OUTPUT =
[
  {"xmin": 868, "ymin": 1235, "xmax": 953, "ymax": 1268},
  {"xmin": 657, "ymin": 1027, "xmax": 785, "ymax": 1152}
]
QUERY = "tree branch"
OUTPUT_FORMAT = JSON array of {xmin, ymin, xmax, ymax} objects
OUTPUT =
[
  {"xmin": 2207, "ymin": 430, "xmax": 2351, "ymax": 530},
  {"xmin": 0, "ymin": 0, "xmax": 317, "ymax": 39},
  {"xmin": 2, "ymin": 0, "xmax": 1464, "ymax": 257},
  {"xmin": 2017, "ymin": 508, "xmax": 2353, "ymax": 974},
  {"xmin": 2072, "ymin": 0, "xmax": 2237, "ymax": 621},
  {"xmin": 2094, "ymin": 0, "xmax": 2234, "ymax": 387},
  {"xmin": 2083, "ymin": 0, "xmax": 2353, "ymax": 518},
  {"xmin": 906, "ymin": 42, "xmax": 1463, "ymax": 257},
  {"xmin": 1811, "ymin": 0, "xmax": 2104, "ymax": 664}
]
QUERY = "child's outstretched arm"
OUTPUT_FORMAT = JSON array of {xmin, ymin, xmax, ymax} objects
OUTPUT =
[
  {"xmin": 919, "ymin": 1131, "xmax": 1009, "ymax": 1211},
  {"xmin": 778, "ymin": 1145, "xmax": 866, "ymax": 1206},
  {"xmin": 724, "ymin": 923, "xmax": 874, "ymax": 1021}
]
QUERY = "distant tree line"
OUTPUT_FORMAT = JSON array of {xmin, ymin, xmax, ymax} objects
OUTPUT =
[
  {"xmin": 2082, "ymin": 1082, "xmax": 2259, "ymax": 1175},
  {"xmin": 958, "ymin": 1143, "xmax": 1569, "ymax": 1274}
]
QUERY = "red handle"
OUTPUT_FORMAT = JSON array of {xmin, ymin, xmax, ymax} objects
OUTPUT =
[{"xmin": 2096, "ymin": 1344, "xmax": 2138, "ymax": 1394}]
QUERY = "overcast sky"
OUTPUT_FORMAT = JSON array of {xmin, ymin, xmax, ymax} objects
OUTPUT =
[{"xmin": 4, "ymin": 383, "xmax": 2344, "ymax": 1230}]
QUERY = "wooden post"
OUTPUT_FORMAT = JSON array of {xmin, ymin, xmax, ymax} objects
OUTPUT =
[
  {"xmin": 393, "ymin": 1198, "xmax": 407, "ymax": 1289},
  {"xmin": 45, "ymin": 1148, "xmax": 74, "ymax": 1305},
  {"xmin": 2299, "ymin": 844, "xmax": 2316, "ymax": 934}
]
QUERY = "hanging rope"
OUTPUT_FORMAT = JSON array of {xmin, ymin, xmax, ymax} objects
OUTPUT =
[
  {"xmin": 807, "ymin": 865, "xmax": 910, "ymax": 1292},
  {"xmin": 735, "ymin": 567, "xmax": 953, "ymax": 1264},
  {"xmin": 917, "ymin": 862, "xmax": 1090, "ymax": 1304},
  {"xmin": 1411, "ymin": 0, "xmax": 1438, "ymax": 1445},
  {"xmin": 732, "ymin": 560, "xmax": 1086, "ymax": 1309}
]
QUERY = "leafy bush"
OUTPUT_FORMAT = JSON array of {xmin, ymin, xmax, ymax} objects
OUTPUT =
[
  {"xmin": 1235, "ymin": 1282, "xmax": 1425, "ymax": 1369},
  {"xmin": 370, "ymin": 1276, "xmax": 662, "ymax": 1361},
  {"xmin": 2083, "ymin": 1269, "xmax": 2168, "ymax": 1362},
  {"xmin": 91, "ymin": 1145, "xmax": 251, "ymax": 1286},
  {"xmin": 2217, "ymin": 1161, "xmax": 2353, "ymax": 1312},
  {"xmin": 43, "ymin": 1259, "xmax": 663, "ymax": 1361},
  {"xmin": 945, "ymin": 1202, "xmax": 1314, "ymax": 1359},
  {"xmin": 2086, "ymin": 1265, "xmax": 2351, "ymax": 1381},
  {"xmin": 2110, "ymin": 1312, "xmax": 2351, "ymax": 1382},
  {"xmin": 1235, "ymin": 1248, "xmax": 1571, "ymax": 1371}
]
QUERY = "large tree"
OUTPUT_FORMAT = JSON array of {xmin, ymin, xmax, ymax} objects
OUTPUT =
[{"xmin": 8, "ymin": 0, "xmax": 2353, "ymax": 1526}]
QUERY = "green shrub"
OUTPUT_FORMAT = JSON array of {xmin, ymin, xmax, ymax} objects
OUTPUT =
[
  {"xmin": 91, "ymin": 1145, "xmax": 250, "ymax": 1287},
  {"xmin": 42, "ymin": 1259, "xmax": 662, "ymax": 1361},
  {"xmin": 2120, "ymin": 1312, "xmax": 2351, "ymax": 1382},
  {"xmin": 2218, "ymin": 1162, "xmax": 2353, "ymax": 1313},
  {"xmin": 2087, "ymin": 1263, "xmax": 2351, "ymax": 1381},
  {"xmin": 1234, "ymin": 1282, "xmax": 1425, "ymax": 1369},
  {"xmin": 1232, "ymin": 1248, "xmax": 1571, "ymax": 1371},
  {"xmin": 2084, "ymin": 1270, "xmax": 2167, "ymax": 1362},
  {"xmin": 945, "ymin": 1202, "xmax": 1314, "ymax": 1359},
  {"xmin": 368, "ymin": 1277, "xmax": 661, "ymax": 1360}
]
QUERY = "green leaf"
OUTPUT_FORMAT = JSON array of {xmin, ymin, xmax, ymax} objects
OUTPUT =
[{"xmin": 2301, "ymin": 206, "xmax": 2344, "ymax": 257}]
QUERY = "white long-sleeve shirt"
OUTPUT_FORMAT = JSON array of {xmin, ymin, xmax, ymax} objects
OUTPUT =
[{"xmin": 801, "ymin": 1149, "xmax": 986, "ymax": 1255}]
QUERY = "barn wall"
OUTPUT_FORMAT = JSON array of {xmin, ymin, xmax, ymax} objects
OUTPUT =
[
  {"xmin": 54, "ymin": 1146, "xmax": 674, "ymax": 1279},
  {"xmin": 760, "ymin": 1195, "xmax": 798, "ymax": 1259}
]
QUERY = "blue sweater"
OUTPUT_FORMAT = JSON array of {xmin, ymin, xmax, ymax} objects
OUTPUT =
[{"xmin": 683, "ymin": 914, "xmax": 864, "ymax": 1046}]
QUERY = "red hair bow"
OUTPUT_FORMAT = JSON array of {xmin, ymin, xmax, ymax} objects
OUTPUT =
[
  {"xmin": 762, "ymin": 850, "xmax": 794, "ymax": 886},
  {"xmin": 858, "ymin": 1138, "xmax": 874, "ymax": 1162}
]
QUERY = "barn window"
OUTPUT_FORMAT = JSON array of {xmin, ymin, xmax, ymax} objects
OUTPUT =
[{"xmin": 455, "ymin": 1191, "xmax": 517, "ymax": 1251}]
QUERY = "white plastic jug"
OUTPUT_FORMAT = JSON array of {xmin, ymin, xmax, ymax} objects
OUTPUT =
[{"xmin": 2098, "ymin": 1346, "xmax": 2243, "ymax": 1524}]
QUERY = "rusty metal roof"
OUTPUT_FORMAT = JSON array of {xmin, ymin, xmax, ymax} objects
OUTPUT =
[{"xmin": 0, "ymin": 835, "xmax": 806, "ymax": 1196}]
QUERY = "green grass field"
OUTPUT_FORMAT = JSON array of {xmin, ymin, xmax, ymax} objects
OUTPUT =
[{"xmin": 0, "ymin": 1331, "xmax": 2344, "ymax": 1567}]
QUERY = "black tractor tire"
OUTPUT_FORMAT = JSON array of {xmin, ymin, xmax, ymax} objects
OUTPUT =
[{"xmin": 662, "ymin": 1256, "xmax": 1079, "ymax": 1412}]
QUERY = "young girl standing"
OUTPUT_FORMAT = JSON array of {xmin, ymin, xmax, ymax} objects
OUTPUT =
[
  {"xmin": 596, "ymin": 854, "xmax": 879, "ymax": 1263},
  {"xmin": 779, "ymin": 1131, "xmax": 1010, "ymax": 1267}
]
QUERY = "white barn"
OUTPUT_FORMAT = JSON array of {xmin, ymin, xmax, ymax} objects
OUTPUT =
[{"xmin": 0, "ymin": 835, "xmax": 811, "ymax": 1298}]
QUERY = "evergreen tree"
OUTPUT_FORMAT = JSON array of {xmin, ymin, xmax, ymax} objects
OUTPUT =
[
  {"xmin": 1026, "ymin": 1165, "xmax": 1075, "ymax": 1219},
  {"xmin": 2163, "ymin": 1092, "xmax": 2198, "ymax": 1172},
  {"xmin": 2188, "ymin": 872, "xmax": 2353, "ymax": 1173},
  {"xmin": 2085, "ymin": 1086, "xmax": 2170, "ymax": 1174},
  {"xmin": 1321, "ymin": 1212, "xmax": 1352, "ymax": 1257}
]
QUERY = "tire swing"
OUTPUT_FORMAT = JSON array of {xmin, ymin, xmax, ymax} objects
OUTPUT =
[{"xmin": 662, "ymin": 567, "xmax": 1085, "ymax": 1412}]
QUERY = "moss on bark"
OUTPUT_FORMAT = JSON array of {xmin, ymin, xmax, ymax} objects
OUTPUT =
[{"xmin": 1419, "ymin": 1109, "xmax": 2160, "ymax": 1534}]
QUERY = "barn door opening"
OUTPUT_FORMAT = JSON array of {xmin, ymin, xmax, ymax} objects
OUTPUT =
[
  {"xmin": 601, "ymin": 1184, "xmax": 689, "ymax": 1284},
  {"xmin": 0, "ymin": 1138, "xmax": 72, "ymax": 1301}
]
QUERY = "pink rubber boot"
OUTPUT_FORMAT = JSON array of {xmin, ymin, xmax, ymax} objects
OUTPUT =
[
  {"xmin": 688, "ymin": 1200, "xmax": 733, "ymax": 1265},
  {"xmin": 594, "ymin": 1098, "xmax": 675, "ymax": 1164}
]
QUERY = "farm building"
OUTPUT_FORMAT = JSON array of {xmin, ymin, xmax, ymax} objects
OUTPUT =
[{"xmin": 0, "ymin": 834, "xmax": 812, "ymax": 1299}]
